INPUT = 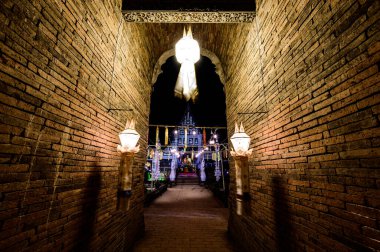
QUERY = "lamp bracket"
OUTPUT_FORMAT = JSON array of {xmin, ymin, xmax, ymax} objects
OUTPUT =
[{"xmin": 107, "ymin": 108, "xmax": 133, "ymax": 113}]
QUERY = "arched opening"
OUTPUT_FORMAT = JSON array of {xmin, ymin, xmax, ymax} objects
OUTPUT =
[
  {"xmin": 149, "ymin": 55, "xmax": 226, "ymax": 127},
  {"xmin": 151, "ymin": 48, "xmax": 226, "ymax": 86},
  {"xmin": 132, "ymin": 49, "xmax": 235, "ymax": 250},
  {"xmin": 143, "ymin": 51, "xmax": 230, "ymax": 204}
]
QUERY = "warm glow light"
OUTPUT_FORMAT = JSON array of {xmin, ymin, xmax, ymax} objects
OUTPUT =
[
  {"xmin": 213, "ymin": 134, "xmax": 218, "ymax": 139},
  {"xmin": 230, "ymin": 122, "xmax": 252, "ymax": 156},
  {"xmin": 175, "ymin": 27, "xmax": 200, "ymax": 64},
  {"xmin": 209, "ymin": 139, "xmax": 215, "ymax": 145},
  {"xmin": 174, "ymin": 27, "xmax": 200, "ymax": 102},
  {"xmin": 117, "ymin": 119, "xmax": 140, "ymax": 153}
]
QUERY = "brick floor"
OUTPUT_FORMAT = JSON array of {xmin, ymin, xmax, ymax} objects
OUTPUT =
[{"xmin": 132, "ymin": 184, "xmax": 237, "ymax": 252}]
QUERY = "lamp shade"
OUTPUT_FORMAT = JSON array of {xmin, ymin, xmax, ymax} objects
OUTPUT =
[
  {"xmin": 118, "ymin": 120, "xmax": 140, "ymax": 151},
  {"xmin": 230, "ymin": 123, "xmax": 251, "ymax": 154},
  {"xmin": 175, "ymin": 27, "xmax": 200, "ymax": 64}
]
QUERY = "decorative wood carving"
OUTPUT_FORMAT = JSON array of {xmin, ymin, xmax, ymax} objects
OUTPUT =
[{"xmin": 123, "ymin": 11, "xmax": 255, "ymax": 23}]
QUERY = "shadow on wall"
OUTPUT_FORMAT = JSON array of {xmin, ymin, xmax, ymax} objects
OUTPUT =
[
  {"xmin": 75, "ymin": 168, "xmax": 101, "ymax": 251},
  {"xmin": 272, "ymin": 176, "xmax": 292, "ymax": 252}
]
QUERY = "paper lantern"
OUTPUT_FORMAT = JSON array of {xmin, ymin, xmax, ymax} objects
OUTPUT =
[
  {"xmin": 230, "ymin": 123, "xmax": 252, "ymax": 156},
  {"xmin": 117, "ymin": 119, "xmax": 140, "ymax": 153}
]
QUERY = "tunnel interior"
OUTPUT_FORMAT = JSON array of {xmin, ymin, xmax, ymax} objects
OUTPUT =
[{"xmin": 0, "ymin": 0, "xmax": 379, "ymax": 251}]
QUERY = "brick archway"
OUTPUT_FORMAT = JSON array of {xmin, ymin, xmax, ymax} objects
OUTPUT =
[{"xmin": 151, "ymin": 48, "xmax": 226, "ymax": 87}]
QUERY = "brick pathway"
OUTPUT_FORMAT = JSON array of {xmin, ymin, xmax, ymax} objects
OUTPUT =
[{"xmin": 133, "ymin": 184, "xmax": 237, "ymax": 252}]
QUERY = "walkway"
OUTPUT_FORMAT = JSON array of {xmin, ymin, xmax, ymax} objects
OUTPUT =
[{"xmin": 133, "ymin": 184, "xmax": 237, "ymax": 252}]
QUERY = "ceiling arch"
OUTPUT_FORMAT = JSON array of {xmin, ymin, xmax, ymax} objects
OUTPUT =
[{"xmin": 151, "ymin": 48, "xmax": 226, "ymax": 86}]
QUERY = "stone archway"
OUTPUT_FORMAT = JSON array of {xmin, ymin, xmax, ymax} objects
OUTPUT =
[{"xmin": 151, "ymin": 48, "xmax": 226, "ymax": 86}]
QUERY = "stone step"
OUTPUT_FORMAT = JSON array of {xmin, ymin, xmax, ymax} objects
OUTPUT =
[{"xmin": 176, "ymin": 177, "xmax": 199, "ymax": 185}]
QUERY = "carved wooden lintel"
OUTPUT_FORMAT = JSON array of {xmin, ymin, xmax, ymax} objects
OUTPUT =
[{"xmin": 122, "ymin": 11, "xmax": 256, "ymax": 23}]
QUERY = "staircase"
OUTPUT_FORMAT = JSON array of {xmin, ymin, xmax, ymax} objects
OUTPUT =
[{"xmin": 176, "ymin": 173, "xmax": 199, "ymax": 185}]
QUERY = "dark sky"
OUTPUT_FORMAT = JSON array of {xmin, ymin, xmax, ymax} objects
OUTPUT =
[{"xmin": 148, "ymin": 56, "xmax": 227, "ymax": 145}]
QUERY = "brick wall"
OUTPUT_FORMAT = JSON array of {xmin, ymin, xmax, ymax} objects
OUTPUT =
[
  {"xmin": 1, "ymin": 0, "xmax": 379, "ymax": 250},
  {"xmin": 0, "ymin": 0, "xmax": 153, "ymax": 250},
  {"xmin": 226, "ymin": 0, "xmax": 380, "ymax": 251}
]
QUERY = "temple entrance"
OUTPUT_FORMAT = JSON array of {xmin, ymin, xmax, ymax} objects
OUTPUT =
[
  {"xmin": 133, "ymin": 47, "xmax": 237, "ymax": 251},
  {"xmin": 143, "ymin": 54, "xmax": 229, "ymax": 205}
]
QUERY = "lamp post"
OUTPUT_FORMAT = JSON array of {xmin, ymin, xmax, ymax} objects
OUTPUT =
[
  {"xmin": 214, "ymin": 138, "xmax": 221, "ymax": 182},
  {"xmin": 230, "ymin": 122, "xmax": 252, "ymax": 215},
  {"xmin": 117, "ymin": 119, "xmax": 140, "ymax": 210}
]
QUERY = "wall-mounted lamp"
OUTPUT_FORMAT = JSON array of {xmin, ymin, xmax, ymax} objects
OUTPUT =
[
  {"xmin": 116, "ymin": 119, "xmax": 140, "ymax": 210},
  {"xmin": 230, "ymin": 122, "xmax": 252, "ymax": 215},
  {"xmin": 230, "ymin": 122, "xmax": 252, "ymax": 157}
]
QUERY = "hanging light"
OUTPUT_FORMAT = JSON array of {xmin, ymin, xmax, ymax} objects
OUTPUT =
[
  {"xmin": 230, "ymin": 122, "xmax": 252, "ymax": 156},
  {"xmin": 174, "ymin": 26, "xmax": 200, "ymax": 102},
  {"xmin": 175, "ymin": 27, "xmax": 200, "ymax": 64},
  {"xmin": 192, "ymin": 130, "xmax": 196, "ymax": 135},
  {"xmin": 117, "ymin": 119, "xmax": 140, "ymax": 153}
]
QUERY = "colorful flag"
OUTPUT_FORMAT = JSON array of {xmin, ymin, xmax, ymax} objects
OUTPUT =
[
  {"xmin": 155, "ymin": 126, "xmax": 159, "ymax": 146},
  {"xmin": 164, "ymin": 127, "xmax": 168, "ymax": 145},
  {"xmin": 203, "ymin": 128, "xmax": 206, "ymax": 147},
  {"xmin": 184, "ymin": 128, "xmax": 188, "ymax": 150}
]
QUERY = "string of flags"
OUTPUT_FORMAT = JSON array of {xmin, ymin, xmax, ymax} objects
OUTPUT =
[{"xmin": 152, "ymin": 125, "xmax": 226, "ymax": 147}]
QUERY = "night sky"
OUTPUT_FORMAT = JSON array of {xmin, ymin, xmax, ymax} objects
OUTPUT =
[{"xmin": 148, "ymin": 56, "xmax": 227, "ymax": 145}]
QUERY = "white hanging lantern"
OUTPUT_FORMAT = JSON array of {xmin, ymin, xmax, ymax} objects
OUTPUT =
[
  {"xmin": 174, "ymin": 27, "xmax": 200, "ymax": 102},
  {"xmin": 117, "ymin": 119, "xmax": 140, "ymax": 153},
  {"xmin": 230, "ymin": 122, "xmax": 252, "ymax": 156},
  {"xmin": 175, "ymin": 27, "xmax": 200, "ymax": 64}
]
